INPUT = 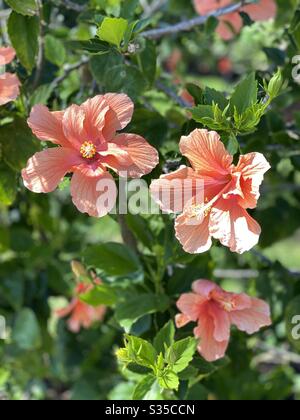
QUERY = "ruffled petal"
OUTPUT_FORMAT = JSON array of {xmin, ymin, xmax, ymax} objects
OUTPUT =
[
  {"xmin": 82, "ymin": 95, "xmax": 110, "ymax": 143},
  {"xmin": 179, "ymin": 129, "xmax": 233, "ymax": 178},
  {"xmin": 175, "ymin": 206, "xmax": 212, "ymax": 254},
  {"xmin": 22, "ymin": 147, "xmax": 80, "ymax": 193},
  {"xmin": 194, "ymin": 309, "xmax": 229, "ymax": 362},
  {"xmin": 230, "ymin": 297, "xmax": 271, "ymax": 334},
  {"xmin": 28, "ymin": 105, "xmax": 70, "ymax": 147},
  {"xmin": 243, "ymin": 0, "xmax": 277, "ymax": 21},
  {"xmin": 236, "ymin": 152, "xmax": 271, "ymax": 209},
  {"xmin": 70, "ymin": 169, "xmax": 117, "ymax": 217},
  {"xmin": 0, "ymin": 46, "xmax": 16, "ymax": 65},
  {"xmin": 209, "ymin": 302, "xmax": 231, "ymax": 342},
  {"xmin": 150, "ymin": 166, "xmax": 201, "ymax": 214},
  {"xmin": 176, "ymin": 293, "xmax": 207, "ymax": 323},
  {"xmin": 62, "ymin": 104, "xmax": 88, "ymax": 150},
  {"xmin": 0, "ymin": 73, "xmax": 20, "ymax": 105},
  {"xmin": 192, "ymin": 279, "xmax": 220, "ymax": 298},
  {"xmin": 209, "ymin": 199, "xmax": 261, "ymax": 254},
  {"xmin": 102, "ymin": 133, "xmax": 159, "ymax": 178},
  {"xmin": 102, "ymin": 93, "xmax": 134, "ymax": 140}
]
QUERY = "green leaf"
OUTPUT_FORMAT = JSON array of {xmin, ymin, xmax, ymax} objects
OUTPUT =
[
  {"xmin": 132, "ymin": 374, "xmax": 156, "ymax": 400},
  {"xmin": 0, "ymin": 117, "xmax": 41, "ymax": 171},
  {"xmin": 166, "ymin": 337, "xmax": 197, "ymax": 373},
  {"xmin": 5, "ymin": 0, "xmax": 38, "ymax": 16},
  {"xmin": 157, "ymin": 369, "xmax": 179, "ymax": 390},
  {"xmin": 104, "ymin": 64, "xmax": 147, "ymax": 100},
  {"xmin": 204, "ymin": 87, "xmax": 228, "ymax": 110},
  {"xmin": 68, "ymin": 38, "xmax": 111, "ymax": 54},
  {"xmin": 118, "ymin": 335, "xmax": 157, "ymax": 369},
  {"xmin": 83, "ymin": 242, "xmax": 141, "ymax": 277},
  {"xmin": 80, "ymin": 284, "xmax": 117, "ymax": 306},
  {"xmin": 44, "ymin": 35, "xmax": 66, "ymax": 67},
  {"xmin": 12, "ymin": 308, "xmax": 42, "ymax": 350},
  {"xmin": 98, "ymin": 17, "xmax": 128, "ymax": 47},
  {"xmin": 138, "ymin": 39, "xmax": 157, "ymax": 87},
  {"xmin": 30, "ymin": 84, "xmax": 53, "ymax": 106},
  {"xmin": 0, "ymin": 163, "xmax": 17, "ymax": 206},
  {"xmin": 121, "ymin": 0, "xmax": 139, "ymax": 19},
  {"xmin": 191, "ymin": 104, "xmax": 214, "ymax": 121},
  {"xmin": 90, "ymin": 51, "xmax": 123, "ymax": 85},
  {"xmin": 125, "ymin": 214, "xmax": 154, "ymax": 248},
  {"xmin": 191, "ymin": 354, "xmax": 230, "ymax": 377},
  {"xmin": 224, "ymin": 133, "xmax": 239, "ymax": 155},
  {"xmin": 153, "ymin": 321, "xmax": 175, "ymax": 355},
  {"xmin": 116, "ymin": 293, "xmax": 170, "ymax": 332},
  {"xmin": 186, "ymin": 83, "xmax": 203, "ymax": 105},
  {"xmin": 229, "ymin": 73, "xmax": 258, "ymax": 114},
  {"xmin": 8, "ymin": 12, "xmax": 39, "ymax": 73}
]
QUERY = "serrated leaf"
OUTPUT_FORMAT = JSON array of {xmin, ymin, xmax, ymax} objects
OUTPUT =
[
  {"xmin": 132, "ymin": 374, "xmax": 156, "ymax": 400},
  {"xmin": 153, "ymin": 321, "xmax": 175, "ymax": 355},
  {"xmin": 229, "ymin": 73, "xmax": 258, "ymax": 114},
  {"xmin": 166, "ymin": 337, "xmax": 197, "ymax": 373}
]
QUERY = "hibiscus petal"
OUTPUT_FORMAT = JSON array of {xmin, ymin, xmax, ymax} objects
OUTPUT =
[
  {"xmin": 63, "ymin": 104, "xmax": 88, "ymax": 150},
  {"xmin": 0, "ymin": 47, "xmax": 16, "ymax": 65},
  {"xmin": 70, "ymin": 169, "xmax": 117, "ymax": 218},
  {"xmin": 0, "ymin": 73, "xmax": 20, "ymax": 105},
  {"xmin": 102, "ymin": 133, "xmax": 159, "ymax": 178},
  {"xmin": 209, "ymin": 199, "xmax": 261, "ymax": 254},
  {"xmin": 230, "ymin": 297, "xmax": 271, "ymax": 334},
  {"xmin": 194, "ymin": 312, "xmax": 229, "ymax": 362},
  {"xmin": 243, "ymin": 0, "xmax": 277, "ymax": 21},
  {"xmin": 22, "ymin": 147, "xmax": 80, "ymax": 193},
  {"xmin": 28, "ymin": 105, "xmax": 70, "ymax": 147},
  {"xmin": 175, "ymin": 208, "xmax": 212, "ymax": 254},
  {"xmin": 209, "ymin": 302, "xmax": 231, "ymax": 342},
  {"xmin": 193, "ymin": 0, "xmax": 230, "ymax": 15},
  {"xmin": 237, "ymin": 152, "xmax": 271, "ymax": 209},
  {"xmin": 217, "ymin": 12, "xmax": 243, "ymax": 40},
  {"xmin": 82, "ymin": 95, "xmax": 110, "ymax": 142},
  {"xmin": 179, "ymin": 129, "xmax": 233, "ymax": 177},
  {"xmin": 176, "ymin": 293, "xmax": 207, "ymax": 323},
  {"xmin": 102, "ymin": 93, "xmax": 134, "ymax": 140},
  {"xmin": 192, "ymin": 280, "xmax": 219, "ymax": 298},
  {"xmin": 150, "ymin": 166, "xmax": 202, "ymax": 214}
]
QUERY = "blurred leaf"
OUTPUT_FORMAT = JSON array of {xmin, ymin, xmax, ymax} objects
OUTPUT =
[
  {"xmin": 0, "ymin": 163, "xmax": 17, "ymax": 206},
  {"xmin": 116, "ymin": 293, "xmax": 170, "ymax": 332},
  {"xmin": 5, "ymin": 0, "xmax": 38, "ymax": 16},
  {"xmin": 138, "ymin": 39, "xmax": 157, "ymax": 87},
  {"xmin": 12, "ymin": 308, "xmax": 42, "ymax": 350},
  {"xmin": 8, "ymin": 12, "xmax": 39, "ymax": 73},
  {"xmin": 83, "ymin": 242, "xmax": 141, "ymax": 277},
  {"xmin": 0, "ymin": 117, "xmax": 40, "ymax": 171},
  {"xmin": 104, "ymin": 64, "xmax": 147, "ymax": 99},
  {"xmin": 44, "ymin": 35, "xmax": 66, "ymax": 67},
  {"xmin": 80, "ymin": 284, "xmax": 117, "ymax": 306}
]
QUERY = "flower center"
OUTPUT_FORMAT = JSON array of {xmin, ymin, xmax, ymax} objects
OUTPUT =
[{"xmin": 80, "ymin": 141, "xmax": 97, "ymax": 159}]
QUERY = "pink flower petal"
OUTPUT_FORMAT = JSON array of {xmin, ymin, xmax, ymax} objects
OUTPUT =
[
  {"xmin": 22, "ymin": 147, "xmax": 80, "ymax": 193},
  {"xmin": 70, "ymin": 169, "xmax": 117, "ymax": 218},
  {"xmin": 175, "ymin": 207, "xmax": 212, "ymax": 254},
  {"xmin": 236, "ymin": 152, "xmax": 271, "ymax": 209},
  {"xmin": 103, "ymin": 133, "xmax": 159, "ymax": 178},
  {"xmin": 194, "ymin": 311, "xmax": 229, "ymax": 362},
  {"xmin": 192, "ymin": 279, "xmax": 219, "ymax": 297},
  {"xmin": 217, "ymin": 12, "xmax": 243, "ymax": 40},
  {"xmin": 193, "ymin": 0, "xmax": 230, "ymax": 15},
  {"xmin": 82, "ymin": 95, "xmax": 110, "ymax": 143},
  {"xmin": 209, "ymin": 199, "xmax": 261, "ymax": 254},
  {"xmin": 150, "ymin": 166, "xmax": 200, "ymax": 214},
  {"xmin": 230, "ymin": 297, "xmax": 271, "ymax": 334},
  {"xmin": 179, "ymin": 129, "xmax": 233, "ymax": 177},
  {"xmin": 28, "ymin": 105, "xmax": 70, "ymax": 147},
  {"xmin": 0, "ymin": 46, "xmax": 16, "ymax": 65},
  {"xmin": 176, "ymin": 293, "xmax": 207, "ymax": 323},
  {"xmin": 209, "ymin": 302, "xmax": 231, "ymax": 342},
  {"xmin": 243, "ymin": 0, "xmax": 277, "ymax": 21},
  {"xmin": 62, "ymin": 104, "xmax": 88, "ymax": 150},
  {"xmin": 102, "ymin": 93, "xmax": 134, "ymax": 140},
  {"xmin": 0, "ymin": 73, "xmax": 20, "ymax": 105}
]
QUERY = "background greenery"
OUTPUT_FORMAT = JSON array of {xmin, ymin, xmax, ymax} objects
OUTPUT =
[{"xmin": 0, "ymin": 0, "xmax": 300, "ymax": 400}]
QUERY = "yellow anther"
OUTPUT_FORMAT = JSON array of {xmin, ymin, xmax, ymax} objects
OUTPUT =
[{"xmin": 80, "ymin": 141, "xmax": 97, "ymax": 159}]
